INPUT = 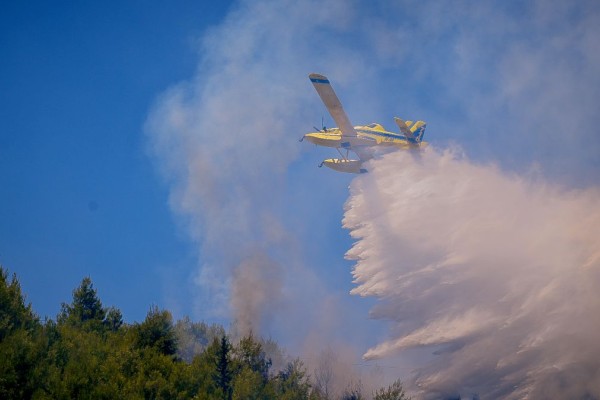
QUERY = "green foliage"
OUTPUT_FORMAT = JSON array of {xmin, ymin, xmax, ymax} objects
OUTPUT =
[
  {"xmin": 233, "ymin": 332, "xmax": 271, "ymax": 382},
  {"xmin": 0, "ymin": 267, "xmax": 38, "ymax": 339},
  {"xmin": 214, "ymin": 336, "xmax": 233, "ymax": 400},
  {"xmin": 273, "ymin": 359, "xmax": 311, "ymax": 400},
  {"xmin": 230, "ymin": 333, "xmax": 274, "ymax": 400},
  {"xmin": 175, "ymin": 316, "xmax": 225, "ymax": 363},
  {"xmin": 0, "ymin": 269, "xmax": 416, "ymax": 400},
  {"xmin": 373, "ymin": 379, "xmax": 411, "ymax": 400},
  {"xmin": 232, "ymin": 367, "xmax": 271, "ymax": 400},
  {"xmin": 135, "ymin": 305, "xmax": 178, "ymax": 357},
  {"xmin": 58, "ymin": 277, "xmax": 105, "ymax": 327},
  {"xmin": 0, "ymin": 266, "xmax": 43, "ymax": 399},
  {"xmin": 104, "ymin": 306, "xmax": 123, "ymax": 332}
]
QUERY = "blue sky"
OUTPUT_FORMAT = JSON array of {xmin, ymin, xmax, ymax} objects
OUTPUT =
[
  {"xmin": 2, "ymin": 1, "xmax": 599, "ymax": 395},
  {"xmin": 0, "ymin": 1, "xmax": 233, "ymax": 321},
  {"xmin": 1, "ymin": 0, "xmax": 369, "ymax": 331},
  {"xmin": 2, "ymin": 0, "xmax": 598, "ymax": 322}
]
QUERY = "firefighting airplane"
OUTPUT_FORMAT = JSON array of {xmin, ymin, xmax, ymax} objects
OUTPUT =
[{"xmin": 301, "ymin": 73, "xmax": 427, "ymax": 173}]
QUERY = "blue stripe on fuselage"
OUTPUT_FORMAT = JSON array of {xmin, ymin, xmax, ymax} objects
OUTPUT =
[
  {"xmin": 310, "ymin": 78, "xmax": 330, "ymax": 84},
  {"xmin": 356, "ymin": 129, "xmax": 417, "ymax": 143}
]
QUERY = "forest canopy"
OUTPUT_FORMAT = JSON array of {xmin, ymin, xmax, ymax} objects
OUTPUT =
[{"xmin": 0, "ymin": 266, "xmax": 409, "ymax": 400}]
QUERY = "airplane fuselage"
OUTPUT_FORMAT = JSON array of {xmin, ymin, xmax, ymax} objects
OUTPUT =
[{"xmin": 304, "ymin": 124, "xmax": 426, "ymax": 150}]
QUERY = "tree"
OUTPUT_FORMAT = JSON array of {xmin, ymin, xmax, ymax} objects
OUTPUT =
[
  {"xmin": 232, "ymin": 367, "xmax": 270, "ymax": 400},
  {"xmin": 373, "ymin": 379, "xmax": 411, "ymax": 400},
  {"xmin": 135, "ymin": 305, "xmax": 178, "ymax": 357},
  {"xmin": 273, "ymin": 359, "xmax": 311, "ymax": 400},
  {"xmin": 0, "ymin": 267, "xmax": 42, "ymax": 399},
  {"xmin": 214, "ymin": 336, "xmax": 233, "ymax": 400},
  {"xmin": 0, "ymin": 268, "xmax": 419, "ymax": 400},
  {"xmin": 313, "ymin": 348, "xmax": 335, "ymax": 400},
  {"xmin": 341, "ymin": 380, "xmax": 364, "ymax": 400},
  {"xmin": 104, "ymin": 306, "xmax": 123, "ymax": 332},
  {"xmin": 233, "ymin": 332, "xmax": 271, "ymax": 382},
  {"xmin": 58, "ymin": 277, "xmax": 105, "ymax": 327},
  {"xmin": 0, "ymin": 267, "xmax": 38, "ymax": 339},
  {"xmin": 231, "ymin": 333, "xmax": 273, "ymax": 400},
  {"xmin": 174, "ymin": 316, "xmax": 225, "ymax": 363}
]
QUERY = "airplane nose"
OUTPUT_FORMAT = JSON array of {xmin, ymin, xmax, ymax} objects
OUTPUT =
[{"xmin": 302, "ymin": 132, "xmax": 340, "ymax": 147}]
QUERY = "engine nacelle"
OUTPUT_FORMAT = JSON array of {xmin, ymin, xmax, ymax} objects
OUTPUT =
[{"xmin": 320, "ymin": 158, "xmax": 367, "ymax": 174}]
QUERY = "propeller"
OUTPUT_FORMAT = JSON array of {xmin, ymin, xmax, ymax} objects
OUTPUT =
[{"xmin": 313, "ymin": 116, "xmax": 327, "ymax": 132}]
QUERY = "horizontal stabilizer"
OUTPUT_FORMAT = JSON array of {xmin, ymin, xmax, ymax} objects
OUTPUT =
[{"xmin": 394, "ymin": 117, "xmax": 414, "ymax": 140}]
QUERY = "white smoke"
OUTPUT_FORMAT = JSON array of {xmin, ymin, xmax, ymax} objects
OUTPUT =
[
  {"xmin": 145, "ymin": 0, "xmax": 600, "ymax": 396},
  {"xmin": 144, "ymin": 0, "xmax": 376, "ymax": 343},
  {"xmin": 344, "ymin": 148, "xmax": 600, "ymax": 398}
]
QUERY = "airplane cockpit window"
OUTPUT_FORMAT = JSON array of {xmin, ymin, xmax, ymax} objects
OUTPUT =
[{"xmin": 367, "ymin": 123, "xmax": 378, "ymax": 128}]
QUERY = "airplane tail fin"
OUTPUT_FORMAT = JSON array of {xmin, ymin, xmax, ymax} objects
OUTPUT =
[
  {"xmin": 411, "ymin": 121, "xmax": 427, "ymax": 142},
  {"xmin": 394, "ymin": 117, "xmax": 427, "ymax": 143}
]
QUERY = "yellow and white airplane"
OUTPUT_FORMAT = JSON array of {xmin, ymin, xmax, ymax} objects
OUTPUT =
[{"xmin": 301, "ymin": 73, "xmax": 427, "ymax": 173}]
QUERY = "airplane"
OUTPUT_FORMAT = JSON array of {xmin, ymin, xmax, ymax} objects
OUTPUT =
[{"xmin": 301, "ymin": 73, "xmax": 427, "ymax": 173}]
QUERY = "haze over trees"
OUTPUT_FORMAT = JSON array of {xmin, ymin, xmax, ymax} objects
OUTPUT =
[{"xmin": 0, "ymin": 266, "xmax": 410, "ymax": 399}]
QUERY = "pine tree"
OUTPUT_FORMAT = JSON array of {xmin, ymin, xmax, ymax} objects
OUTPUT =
[
  {"xmin": 58, "ymin": 277, "xmax": 105, "ymax": 327},
  {"xmin": 0, "ymin": 267, "xmax": 38, "ymax": 339},
  {"xmin": 0, "ymin": 267, "xmax": 42, "ymax": 399},
  {"xmin": 214, "ymin": 336, "xmax": 233, "ymax": 400}
]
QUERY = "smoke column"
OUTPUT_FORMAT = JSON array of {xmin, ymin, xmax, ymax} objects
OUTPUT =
[
  {"xmin": 344, "ymin": 148, "xmax": 600, "ymax": 399},
  {"xmin": 145, "ymin": 0, "xmax": 599, "ymax": 396},
  {"xmin": 144, "ymin": 0, "xmax": 374, "ymax": 345}
]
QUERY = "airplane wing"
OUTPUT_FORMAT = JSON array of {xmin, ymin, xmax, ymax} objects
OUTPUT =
[
  {"xmin": 394, "ymin": 117, "xmax": 415, "ymax": 140},
  {"xmin": 309, "ymin": 73, "xmax": 357, "ymax": 137}
]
